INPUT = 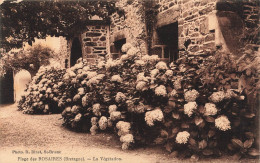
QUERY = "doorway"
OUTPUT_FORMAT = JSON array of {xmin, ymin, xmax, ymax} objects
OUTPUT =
[{"xmin": 70, "ymin": 37, "xmax": 82, "ymax": 67}]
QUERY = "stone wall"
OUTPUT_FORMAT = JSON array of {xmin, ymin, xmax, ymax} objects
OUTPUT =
[
  {"xmin": 109, "ymin": 0, "xmax": 147, "ymax": 58},
  {"xmin": 155, "ymin": 0, "xmax": 218, "ymax": 57},
  {"xmin": 81, "ymin": 25, "xmax": 108, "ymax": 64}
]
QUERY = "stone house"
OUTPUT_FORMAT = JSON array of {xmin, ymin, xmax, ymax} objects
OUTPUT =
[{"xmin": 63, "ymin": 0, "xmax": 259, "ymax": 67}]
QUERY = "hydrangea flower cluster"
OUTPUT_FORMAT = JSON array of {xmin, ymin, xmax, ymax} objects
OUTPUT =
[
  {"xmin": 184, "ymin": 102, "xmax": 197, "ymax": 117},
  {"xmin": 90, "ymin": 117, "xmax": 98, "ymax": 135},
  {"xmin": 108, "ymin": 105, "xmax": 117, "ymax": 113},
  {"xmin": 150, "ymin": 69, "xmax": 159, "ymax": 78},
  {"xmin": 155, "ymin": 85, "xmax": 167, "ymax": 96},
  {"xmin": 204, "ymin": 103, "xmax": 218, "ymax": 116},
  {"xmin": 111, "ymin": 75, "xmax": 123, "ymax": 83},
  {"xmin": 115, "ymin": 92, "xmax": 126, "ymax": 103},
  {"xmin": 116, "ymin": 121, "xmax": 133, "ymax": 150},
  {"xmin": 136, "ymin": 81, "xmax": 147, "ymax": 91},
  {"xmin": 215, "ymin": 115, "xmax": 231, "ymax": 131},
  {"xmin": 121, "ymin": 43, "xmax": 132, "ymax": 53},
  {"xmin": 110, "ymin": 111, "xmax": 122, "ymax": 121},
  {"xmin": 145, "ymin": 108, "xmax": 164, "ymax": 126},
  {"xmin": 74, "ymin": 113, "xmax": 82, "ymax": 122},
  {"xmin": 176, "ymin": 131, "xmax": 190, "ymax": 144},
  {"xmin": 92, "ymin": 103, "xmax": 101, "ymax": 116},
  {"xmin": 98, "ymin": 116, "xmax": 108, "ymax": 130},
  {"xmin": 155, "ymin": 61, "xmax": 168, "ymax": 70},
  {"xmin": 184, "ymin": 89, "xmax": 199, "ymax": 102}
]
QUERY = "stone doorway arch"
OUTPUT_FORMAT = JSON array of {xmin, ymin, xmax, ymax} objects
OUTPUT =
[
  {"xmin": 14, "ymin": 70, "xmax": 31, "ymax": 102},
  {"xmin": 70, "ymin": 37, "xmax": 83, "ymax": 67}
]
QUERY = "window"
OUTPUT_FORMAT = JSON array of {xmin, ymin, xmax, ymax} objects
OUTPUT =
[
  {"xmin": 155, "ymin": 22, "xmax": 179, "ymax": 62},
  {"xmin": 110, "ymin": 38, "xmax": 126, "ymax": 59}
]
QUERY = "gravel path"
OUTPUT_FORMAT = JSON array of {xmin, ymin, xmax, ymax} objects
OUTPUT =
[{"xmin": 0, "ymin": 104, "xmax": 257, "ymax": 163}]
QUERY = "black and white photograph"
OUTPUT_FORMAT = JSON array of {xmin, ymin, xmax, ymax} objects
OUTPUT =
[{"xmin": 0, "ymin": 0, "xmax": 259, "ymax": 162}]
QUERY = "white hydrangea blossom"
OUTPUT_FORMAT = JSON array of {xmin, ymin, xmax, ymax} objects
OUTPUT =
[
  {"xmin": 111, "ymin": 75, "xmax": 123, "ymax": 83},
  {"xmin": 176, "ymin": 131, "xmax": 190, "ymax": 144},
  {"xmin": 97, "ymin": 61, "xmax": 105, "ymax": 69},
  {"xmin": 209, "ymin": 91, "xmax": 226, "ymax": 103},
  {"xmin": 73, "ymin": 94, "xmax": 81, "ymax": 102},
  {"xmin": 91, "ymin": 117, "xmax": 98, "ymax": 126},
  {"xmin": 120, "ymin": 134, "xmax": 134, "ymax": 143},
  {"xmin": 90, "ymin": 125, "xmax": 98, "ymax": 135},
  {"xmin": 105, "ymin": 59, "xmax": 118, "ymax": 69},
  {"xmin": 120, "ymin": 54, "xmax": 130, "ymax": 61},
  {"xmin": 136, "ymin": 81, "xmax": 147, "ymax": 91},
  {"xmin": 127, "ymin": 47, "xmax": 139, "ymax": 56},
  {"xmin": 116, "ymin": 121, "xmax": 131, "ymax": 135},
  {"xmin": 115, "ymin": 92, "xmax": 126, "ymax": 103},
  {"xmin": 82, "ymin": 95, "xmax": 88, "ymax": 107},
  {"xmin": 137, "ymin": 73, "xmax": 149, "ymax": 82},
  {"xmin": 174, "ymin": 76, "xmax": 183, "ymax": 90},
  {"xmin": 121, "ymin": 43, "xmax": 132, "ymax": 53},
  {"xmin": 150, "ymin": 69, "xmax": 159, "ymax": 78},
  {"xmin": 71, "ymin": 105, "xmax": 79, "ymax": 114},
  {"xmin": 108, "ymin": 105, "xmax": 117, "ymax": 113},
  {"xmin": 135, "ymin": 60, "xmax": 145, "ymax": 67},
  {"xmin": 142, "ymin": 55, "xmax": 159, "ymax": 64},
  {"xmin": 165, "ymin": 70, "xmax": 173, "ymax": 77},
  {"xmin": 122, "ymin": 142, "xmax": 130, "ymax": 150},
  {"xmin": 110, "ymin": 111, "xmax": 121, "ymax": 121},
  {"xmin": 86, "ymin": 71, "xmax": 97, "ymax": 79},
  {"xmin": 135, "ymin": 103, "xmax": 145, "ymax": 113},
  {"xmin": 92, "ymin": 103, "xmax": 101, "ymax": 116},
  {"xmin": 184, "ymin": 89, "xmax": 199, "ymax": 102},
  {"xmin": 204, "ymin": 103, "xmax": 218, "ymax": 116},
  {"xmin": 74, "ymin": 113, "xmax": 82, "ymax": 122},
  {"xmin": 215, "ymin": 115, "xmax": 231, "ymax": 131},
  {"xmin": 155, "ymin": 85, "xmax": 167, "ymax": 96},
  {"xmin": 98, "ymin": 116, "xmax": 108, "ymax": 130},
  {"xmin": 155, "ymin": 61, "xmax": 168, "ymax": 70},
  {"xmin": 145, "ymin": 108, "xmax": 164, "ymax": 126},
  {"xmin": 168, "ymin": 89, "xmax": 178, "ymax": 97},
  {"xmin": 184, "ymin": 102, "xmax": 198, "ymax": 117}
]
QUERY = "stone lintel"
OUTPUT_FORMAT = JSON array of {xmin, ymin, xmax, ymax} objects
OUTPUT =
[{"xmin": 156, "ymin": 5, "xmax": 180, "ymax": 28}]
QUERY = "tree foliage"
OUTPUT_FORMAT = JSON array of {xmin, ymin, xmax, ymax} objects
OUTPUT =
[{"xmin": 0, "ymin": 0, "xmax": 120, "ymax": 50}]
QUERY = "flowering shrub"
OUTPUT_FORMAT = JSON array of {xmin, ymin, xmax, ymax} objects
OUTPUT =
[
  {"xmin": 18, "ymin": 63, "xmax": 65, "ymax": 114},
  {"xmin": 19, "ymin": 43, "xmax": 258, "ymax": 159}
]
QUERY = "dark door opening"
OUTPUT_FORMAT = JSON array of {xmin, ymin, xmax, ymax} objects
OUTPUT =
[
  {"xmin": 70, "ymin": 37, "xmax": 82, "ymax": 67},
  {"xmin": 157, "ymin": 22, "xmax": 178, "ymax": 62},
  {"xmin": 0, "ymin": 70, "xmax": 14, "ymax": 104}
]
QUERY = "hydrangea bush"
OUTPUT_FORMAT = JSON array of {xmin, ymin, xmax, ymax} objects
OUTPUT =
[
  {"xmin": 18, "ymin": 63, "xmax": 65, "ymax": 114},
  {"xmin": 19, "ymin": 44, "xmax": 258, "ymax": 159}
]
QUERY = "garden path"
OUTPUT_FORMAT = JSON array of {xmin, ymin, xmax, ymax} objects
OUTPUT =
[{"xmin": 0, "ymin": 104, "xmax": 256, "ymax": 163}]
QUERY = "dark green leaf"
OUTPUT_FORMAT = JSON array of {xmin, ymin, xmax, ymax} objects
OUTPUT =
[
  {"xmin": 164, "ymin": 142, "xmax": 173, "ymax": 152},
  {"xmin": 199, "ymin": 140, "xmax": 207, "ymax": 149},
  {"xmin": 208, "ymin": 130, "xmax": 215, "ymax": 138},
  {"xmin": 205, "ymin": 116, "xmax": 215, "ymax": 123},
  {"xmin": 202, "ymin": 149, "xmax": 213, "ymax": 156},
  {"xmin": 231, "ymin": 139, "xmax": 244, "ymax": 149},
  {"xmin": 244, "ymin": 139, "xmax": 254, "ymax": 149},
  {"xmin": 154, "ymin": 137, "xmax": 165, "ymax": 145},
  {"xmin": 195, "ymin": 116, "xmax": 203, "ymax": 126},
  {"xmin": 189, "ymin": 138, "xmax": 196, "ymax": 146}
]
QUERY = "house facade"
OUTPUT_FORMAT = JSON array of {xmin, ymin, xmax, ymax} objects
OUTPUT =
[{"xmin": 56, "ymin": 0, "xmax": 260, "ymax": 67}]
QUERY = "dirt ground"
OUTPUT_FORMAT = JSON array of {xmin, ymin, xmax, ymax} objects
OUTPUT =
[{"xmin": 0, "ymin": 104, "xmax": 258, "ymax": 163}]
